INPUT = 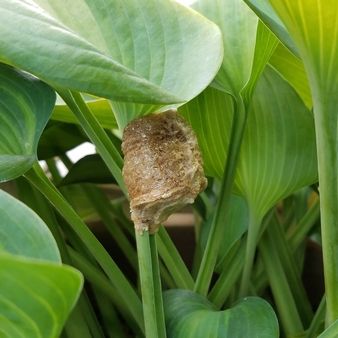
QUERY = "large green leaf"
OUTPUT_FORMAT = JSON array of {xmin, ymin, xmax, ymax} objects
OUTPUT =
[
  {"xmin": 243, "ymin": 0, "xmax": 298, "ymax": 56},
  {"xmin": 266, "ymin": 0, "xmax": 338, "ymax": 324},
  {"xmin": 194, "ymin": 0, "xmax": 277, "ymax": 99},
  {"xmin": 0, "ymin": 189, "xmax": 83, "ymax": 337},
  {"xmin": 0, "ymin": 63, "xmax": 55, "ymax": 182},
  {"xmin": 0, "ymin": 189, "xmax": 60, "ymax": 262},
  {"xmin": 1, "ymin": 0, "xmax": 223, "ymax": 128},
  {"xmin": 164, "ymin": 290, "xmax": 279, "ymax": 338},
  {"xmin": 180, "ymin": 66, "xmax": 317, "ymax": 221},
  {"xmin": 0, "ymin": 253, "xmax": 83, "ymax": 338},
  {"xmin": 269, "ymin": 44, "xmax": 312, "ymax": 109}
]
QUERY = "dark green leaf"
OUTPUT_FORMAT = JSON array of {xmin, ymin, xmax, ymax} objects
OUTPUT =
[
  {"xmin": 60, "ymin": 154, "xmax": 116, "ymax": 186},
  {"xmin": 38, "ymin": 122, "xmax": 87, "ymax": 160}
]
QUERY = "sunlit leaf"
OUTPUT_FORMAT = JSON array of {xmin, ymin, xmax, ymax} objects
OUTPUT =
[
  {"xmin": 269, "ymin": 44, "xmax": 312, "ymax": 109},
  {"xmin": 0, "ymin": 0, "xmax": 223, "ymax": 128},
  {"xmin": 266, "ymin": 0, "xmax": 338, "ymax": 325},
  {"xmin": 164, "ymin": 290, "xmax": 279, "ymax": 338},
  {"xmin": 52, "ymin": 99, "xmax": 118, "ymax": 130},
  {"xmin": 0, "ymin": 63, "xmax": 55, "ymax": 182},
  {"xmin": 243, "ymin": 0, "xmax": 298, "ymax": 56}
]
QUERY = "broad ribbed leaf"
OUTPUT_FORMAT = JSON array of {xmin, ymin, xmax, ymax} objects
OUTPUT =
[
  {"xmin": 164, "ymin": 290, "xmax": 279, "ymax": 338},
  {"xmin": 181, "ymin": 66, "xmax": 317, "ymax": 220},
  {"xmin": 269, "ymin": 44, "xmax": 312, "ymax": 109},
  {"xmin": 267, "ymin": 0, "xmax": 338, "ymax": 324},
  {"xmin": 243, "ymin": 0, "xmax": 298, "ymax": 56},
  {"xmin": 181, "ymin": 87, "xmax": 234, "ymax": 178},
  {"xmin": 0, "ymin": 63, "xmax": 55, "ymax": 182},
  {"xmin": 0, "ymin": 189, "xmax": 60, "ymax": 261},
  {"xmin": 0, "ymin": 253, "xmax": 83, "ymax": 338},
  {"xmin": 0, "ymin": 189, "xmax": 83, "ymax": 337},
  {"xmin": 0, "ymin": 0, "xmax": 222, "ymax": 128},
  {"xmin": 194, "ymin": 0, "xmax": 277, "ymax": 99}
]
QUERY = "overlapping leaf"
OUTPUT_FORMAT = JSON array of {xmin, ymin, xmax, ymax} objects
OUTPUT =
[
  {"xmin": 194, "ymin": 0, "xmax": 277, "ymax": 99},
  {"xmin": 0, "ymin": 0, "xmax": 223, "ymax": 128},
  {"xmin": 52, "ymin": 98, "xmax": 118, "ymax": 129},
  {"xmin": 269, "ymin": 44, "xmax": 312, "ymax": 109},
  {"xmin": 243, "ymin": 0, "xmax": 298, "ymax": 56},
  {"xmin": 0, "ymin": 63, "xmax": 55, "ymax": 181},
  {"xmin": 0, "ymin": 190, "xmax": 60, "ymax": 261},
  {"xmin": 180, "ymin": 66, "xmax": 317, "ymax": 221},
  {"xmin": 60, "ymin": 154, "xmax": 115, "ymax": 186},
  {"xmin": 164, "ymin": 290, "xmax": 279, "ymax": 338},
  {"xmin": 0, "ymin": 189, "xmax": 83, "ymax": 337}
]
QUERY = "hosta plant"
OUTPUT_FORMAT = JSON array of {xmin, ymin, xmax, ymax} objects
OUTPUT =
[{"xmin": 0, "ymin": 0, "xmax": 337, "ymax": 337}]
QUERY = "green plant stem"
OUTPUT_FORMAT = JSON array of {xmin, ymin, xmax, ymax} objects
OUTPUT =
[
  {"xmin": 136, "ymin": 231, "xmax": 166, "ymax": 338},
  {"xmin": 45, "ymin": 158, "xmax": 63, "ymax": 184},
  {"xmin": 84, "ymin": 185, "xmax": 138, "ymax": 270},
  {"xmin": 209, "ymin": 241, "xmax": 246, "ymax": 308},
  {"xmin": 312, "ymin": 95, "xmax": 338, "ymax": 326},
  {"xmin": 57, "ymin": 89, "xmax": 126, "ymax": 194},
  {"xmin": 306, "ymin": 296, "xmax": 325, "ymax": 338},
  {"xmin": 149, "ymin": 235, "xmax": 167, "ymax": 336},
  {"xmin": 287, "ymin": 198, "xmax": 320, "ymax": 249},
  {"xmin": 194, "ymin": 97, "xmax": 247, "ymax": 295},
  {"xmin": 239, "ymin": 213, "xmax": 262, "ymax": 297},
  {"xmin": 268, "ymin": 214, "xmax": 313, "ymax": 326},
  {"xmin": 157, "ymin": 226, "xmax": 194, "ymax": 289},
  {"xmin": 259, "ymin": 231, "xmax": 304, "ymax": 336},
  {"xmin": 24, "ymin": 163, "xmax": 144, "ymax": 333}
]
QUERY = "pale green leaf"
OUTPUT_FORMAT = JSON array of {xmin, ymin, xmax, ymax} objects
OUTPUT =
[
  {"xmin": 1, "ymin": 0, "xmax": 223, "ymax": 128},
  {"xmin": 0, "ymin": 189, "xmax": 60, "ymax": 262},
  {"xmin": 267, "ymin": 0, "xmax": 338, "ymax": 324},
  {"xmin": 0, "ymin": 63, "xmax": 55, "ymax": 182},
  {"xmin": 269, "ymin": 44, "xmax": 312, "ymax": 109},
  {"xmin": 180, "ymin": 66, "xmax": 317, "ymax": 220},
  {"xmin": 243, "ymin": 0, "xmax": 298, "ymax": 56},
  {"xmin": 164, "ymin": 290, "xmax": 279, "ymax": 338},
  {"xmin": 194, "ymin": 0, "xmax": 277, "ymax": 99},
  {"xmin": 235, "ymin": 66, "xmax": 317, "ymax": 219},
  {"xmin": 52, "ymin": 99, "xmax": 118, "ymax": 130},
  {"xmin": 0, "ymin": 253, "xmax": 83, "ymax": 338}
]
